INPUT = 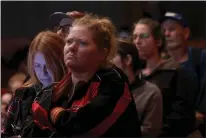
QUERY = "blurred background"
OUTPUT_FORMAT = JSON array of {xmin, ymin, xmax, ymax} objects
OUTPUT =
[{"xmin": 1, "ymin": 1, "xmax": 206, "ymax": 88}]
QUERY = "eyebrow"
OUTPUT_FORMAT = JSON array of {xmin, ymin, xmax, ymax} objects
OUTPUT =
[{"xmin": 34, "ymin": 62, "xmax": 41, "ymax": 65}]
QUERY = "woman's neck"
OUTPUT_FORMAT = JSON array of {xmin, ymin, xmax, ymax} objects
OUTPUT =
[
  {"xmin": 143, "ymin": 54, "xmax": 162, "ymax": 75},
  {"xmin": 169, "ymin": 46, "xmax": 188, "ymax": 63},
  {"xmin": 71, "ymin": 71, "xmax": 94, "ymax": 85},
  {"xmin": 127, "ymin": 69, "xmax": 136, "ymax": 84}
]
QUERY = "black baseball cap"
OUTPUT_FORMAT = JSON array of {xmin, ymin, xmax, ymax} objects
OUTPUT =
[
  {"xmin": 162, "ymin": 12, "xmax": 188, "ymax": 27},
  {"xmin": 49, "ymin": 12, "xmax": 74, "ymax": 28}
]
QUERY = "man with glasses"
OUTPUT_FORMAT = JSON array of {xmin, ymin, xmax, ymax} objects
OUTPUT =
[
  {"xmin": 132, "ymin": 18, "xmax": 196, "ymax": 137},
  {"xmin": 49, "ymin": 12, "xmax": 74, "ymax": 39}
]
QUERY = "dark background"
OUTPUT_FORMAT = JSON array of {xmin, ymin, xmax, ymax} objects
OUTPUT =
[
  {"xmin": 1, "ymin": 1, "xmax": 206, "ymax": 88},
  {"xmin": 2, "ymin": 1, "xmax": 206, "ymax": 38}
]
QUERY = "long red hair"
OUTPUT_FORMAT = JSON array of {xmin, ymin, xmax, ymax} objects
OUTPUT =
[
  {"xmin": 52, "ymin": 71, "xmax": 71, "ymax": 102},
  {"xmin": 26, "ymin": 31, "xmax": 67, "ymax": 87}
]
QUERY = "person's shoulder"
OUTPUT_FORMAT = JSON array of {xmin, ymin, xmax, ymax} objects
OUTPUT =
[
  {"xmin": 188, "ymin": 46, "xmax": 201, "ymax": 51},
  {"xmin": 158, "ymin": 58, "xmax": 180, "ymax": 70},
  {"xmin": 96, "ymin": 66, "xmax": 129, "ymax": 83},
  {"xmin": 175, "ymin": 66, "xmax": 198, "ymax": 86},
  {"xmin": 144, "ymin": 81, "xmax": 161, "ymax": 92},
  {"xmin": 188, "ymin": 46, "xmax": 205, "ymax": 57},
  {"xmin": 200, "ymin": 48, "xmax": 206, "ymax": 59},
  {"xmin": 177, "ymin": 65, "xmax": 197, "ymax": 77},
  {"xmin": 14, "ymin": 85, "xmax": 38, "ymax": 99},
  {"xmin": 14, "ymin": 86, "xmax": 31, "ymax": 96},
  {"xmin": 143, "ymin": 81, "xmax": 161, "ymax": 97}
]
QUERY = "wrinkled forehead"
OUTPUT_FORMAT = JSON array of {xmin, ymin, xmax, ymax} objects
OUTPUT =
[
  {"xmin": 162, "ymin": 19, "xmax": 184, "ymax": 29},
  {"xmin": 133, "ymin": 24, "xmax": 151, "ymax": 34},
  {"xmin": 68, "ymin": 25, "xmax": 93, "ymax": 39},
  {"xmin": 70, "ymin": 25, "xmax": 88, "ymax": 31}
]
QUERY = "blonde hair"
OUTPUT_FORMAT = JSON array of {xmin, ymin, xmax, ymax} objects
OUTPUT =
[
  {"xmin": 8, "ymin": 72, "xmax": 27, "ymax": 92},
  {"xmin": 72, "ymin": 13, "xmax": 117, "ymax": 68},
  {"xmin": 27, "ymin": 31, "xmax": 67, "ymax": 86}
]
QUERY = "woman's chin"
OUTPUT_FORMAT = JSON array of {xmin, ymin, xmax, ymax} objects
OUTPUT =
[{"xmin": 65, "ymin": 61, "xmax": 76, "ymax": 68}]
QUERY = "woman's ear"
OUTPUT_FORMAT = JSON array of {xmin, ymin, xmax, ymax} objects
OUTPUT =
[{"xmin": 125, "ymin": 54, "xmax": 132, "ymax": 66}]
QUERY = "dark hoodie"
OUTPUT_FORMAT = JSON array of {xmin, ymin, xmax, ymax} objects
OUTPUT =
[{"xmin": 142, "ymin": 58, "xmax": 197, "ymax": 137}]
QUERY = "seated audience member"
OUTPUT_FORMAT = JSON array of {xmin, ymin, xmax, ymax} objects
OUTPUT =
[
  {"xmin": 194, "ymin": 50, "xmax": 206, "ymax": 137},
  {"xmin": 1, "ymin": 88, "xmax": 9, "ymax": 98},
  {"xmin": 113, "ymin": 38, "xmax": 163, "ymax": 136},
  {"xmin": 1, "ymin": 31, "xmax": 67, "ymax": 138},
  {"xmin": 2, "ymin": 46, "xmax": 30, "ymax": 88},
  {"xmin": 50, "ymin": 11, "xmax": 85, "ymax": 39},
  {"xmin": 161, "ymin": 12, "xmax": 206, "ymax": 137},
  {"xmin": 22, "ymin": 13, "xmax": 142, "ymax": 137},
  {"xmin": 133, "ymin": 18, "xmax": 197, "ymax": 137},
  {"xmin": 50, "ymin": 12, "xmax": 74, "ymax": 39},
  {"xmin": 1, "ymin": 102, "xmax": 8, "ymax": 125},
  {"xmin": 7, "ymin": 46, "xmax": 29, "ymax": 74},
  {"xmin": 1, "ymin": 92, "xmax": 13, "ymax": 105},
  {"xmin": 1, "ymin": 91, "xmax": 13, "ymax": 125},
  {"xmin": 118, "ymin": 26, "xmax": 132, "ymax": 40}
]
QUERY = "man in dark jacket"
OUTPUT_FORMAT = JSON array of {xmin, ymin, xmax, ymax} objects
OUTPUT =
[
  {"xmin": 162, "ymin": 11, "xmax": 206, "ymax": 136},
  {"xmin": 133, "ymin": 18, "xmax": 196, "ymax": 137}
]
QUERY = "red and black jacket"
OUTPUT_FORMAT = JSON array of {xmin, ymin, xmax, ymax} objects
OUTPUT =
[{"xmin": 22, "ymin": 67, "xmax": 142, "ymax": 137}]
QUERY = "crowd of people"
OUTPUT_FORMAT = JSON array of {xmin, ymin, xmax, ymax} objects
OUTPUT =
[{"xmin": 1, "ymin": 10, "xmax": 205, "ymax": 138}]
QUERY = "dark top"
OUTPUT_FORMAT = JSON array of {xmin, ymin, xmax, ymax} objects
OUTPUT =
[
  {"xmin": 142, "ymin": 58, "xmax": 196, "ymax": 137},
  {"xmin": 1, "ymin": 84, "xmax": 41, "ymax": 138},
  {"xmin": 21, "ymin": 67, "xmax": 142, "ymax": 137},
  {"xmin": 181, "ymin": 47, "xmax": 206, "ymax": 113}
]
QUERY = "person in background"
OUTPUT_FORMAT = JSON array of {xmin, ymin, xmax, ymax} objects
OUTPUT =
[
  {"xmin": 1, "ymin": 102, "xmax": 8, "ymax": 125},
  {"xmin": 113, "ymin": 38, "xmax": 163, "ymax": 136},
  {"xmin": 1, "ymin": 92, "xmax": 13, "ymax": 105},
  {"xmin": 3, "ymin": 46, "xmax": 29, "ymax": 75},
  {"xmin": 2, "ymin": 46, "xmax": 30, "ymax": 87},
  {"xmin": 1, "ymin": 88, "xmax": 10, "ymax": 98},
  {"xmin": 50, "ymin": 11, "xmax": 85, "ymax": 39},
  {"xmin": 1, "ymin": 91, "xmax": 13, "ymax": 125},
  {"xmin": 118, "ymin": 26, "xmax": 132, "ymax": 40},
  {"xmin": 1, "ymin": 31, "xmax": 67, "ymax": 138},
  {"xmin": 8, "ymin": 72, "xmax": 27, "ymax": 95},
  {"xmin": 133, "ymin": 18, "xmax": 197, "ymax": 137},
  {"xmin": 161, "ymin": 12, "xmax": 206, "ymax": 137},
  {"xmin": 21, "ymin": 13, "xmax": 142, "ymax": 137},
  {"xmin": 50, "ymin": 12, "xmax": 74, "ymax": 39}
]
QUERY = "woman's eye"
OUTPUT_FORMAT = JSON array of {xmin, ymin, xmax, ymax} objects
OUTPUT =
[
  {"xmin": 67, "ymin": 39, "xmax": 73, "ymax": 45},
  {"xmin": 79, "ymin": 41, "xmax": 87, "ymax": 46},
  {"xmin": 34, "ymin": 64, "xmax": 41, "ymax": 68}
]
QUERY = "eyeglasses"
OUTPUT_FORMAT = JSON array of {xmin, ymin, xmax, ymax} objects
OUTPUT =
[
  {"xmin": 132, "ymin": 33, "xmax": 150, "ymax": 40},
  {"xmin": 58, "ymin": 25, "xmax": 71, "ymax": 34}
]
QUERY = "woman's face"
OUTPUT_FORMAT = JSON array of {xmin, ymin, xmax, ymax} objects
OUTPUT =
[
  {"xmin": 133, "ymin": 24, "xmax": 158, "ymax": 59},
  {"xmin": 33, "ymin": 52, "xmax": 54, "ymax": 88},
  {"xmin": 1, "ymin": 93, "xmax": 12, "ymax": 105},
  {"xmin": 64, "ymin": 25, "xmax": 105, "ymax": 72}
]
